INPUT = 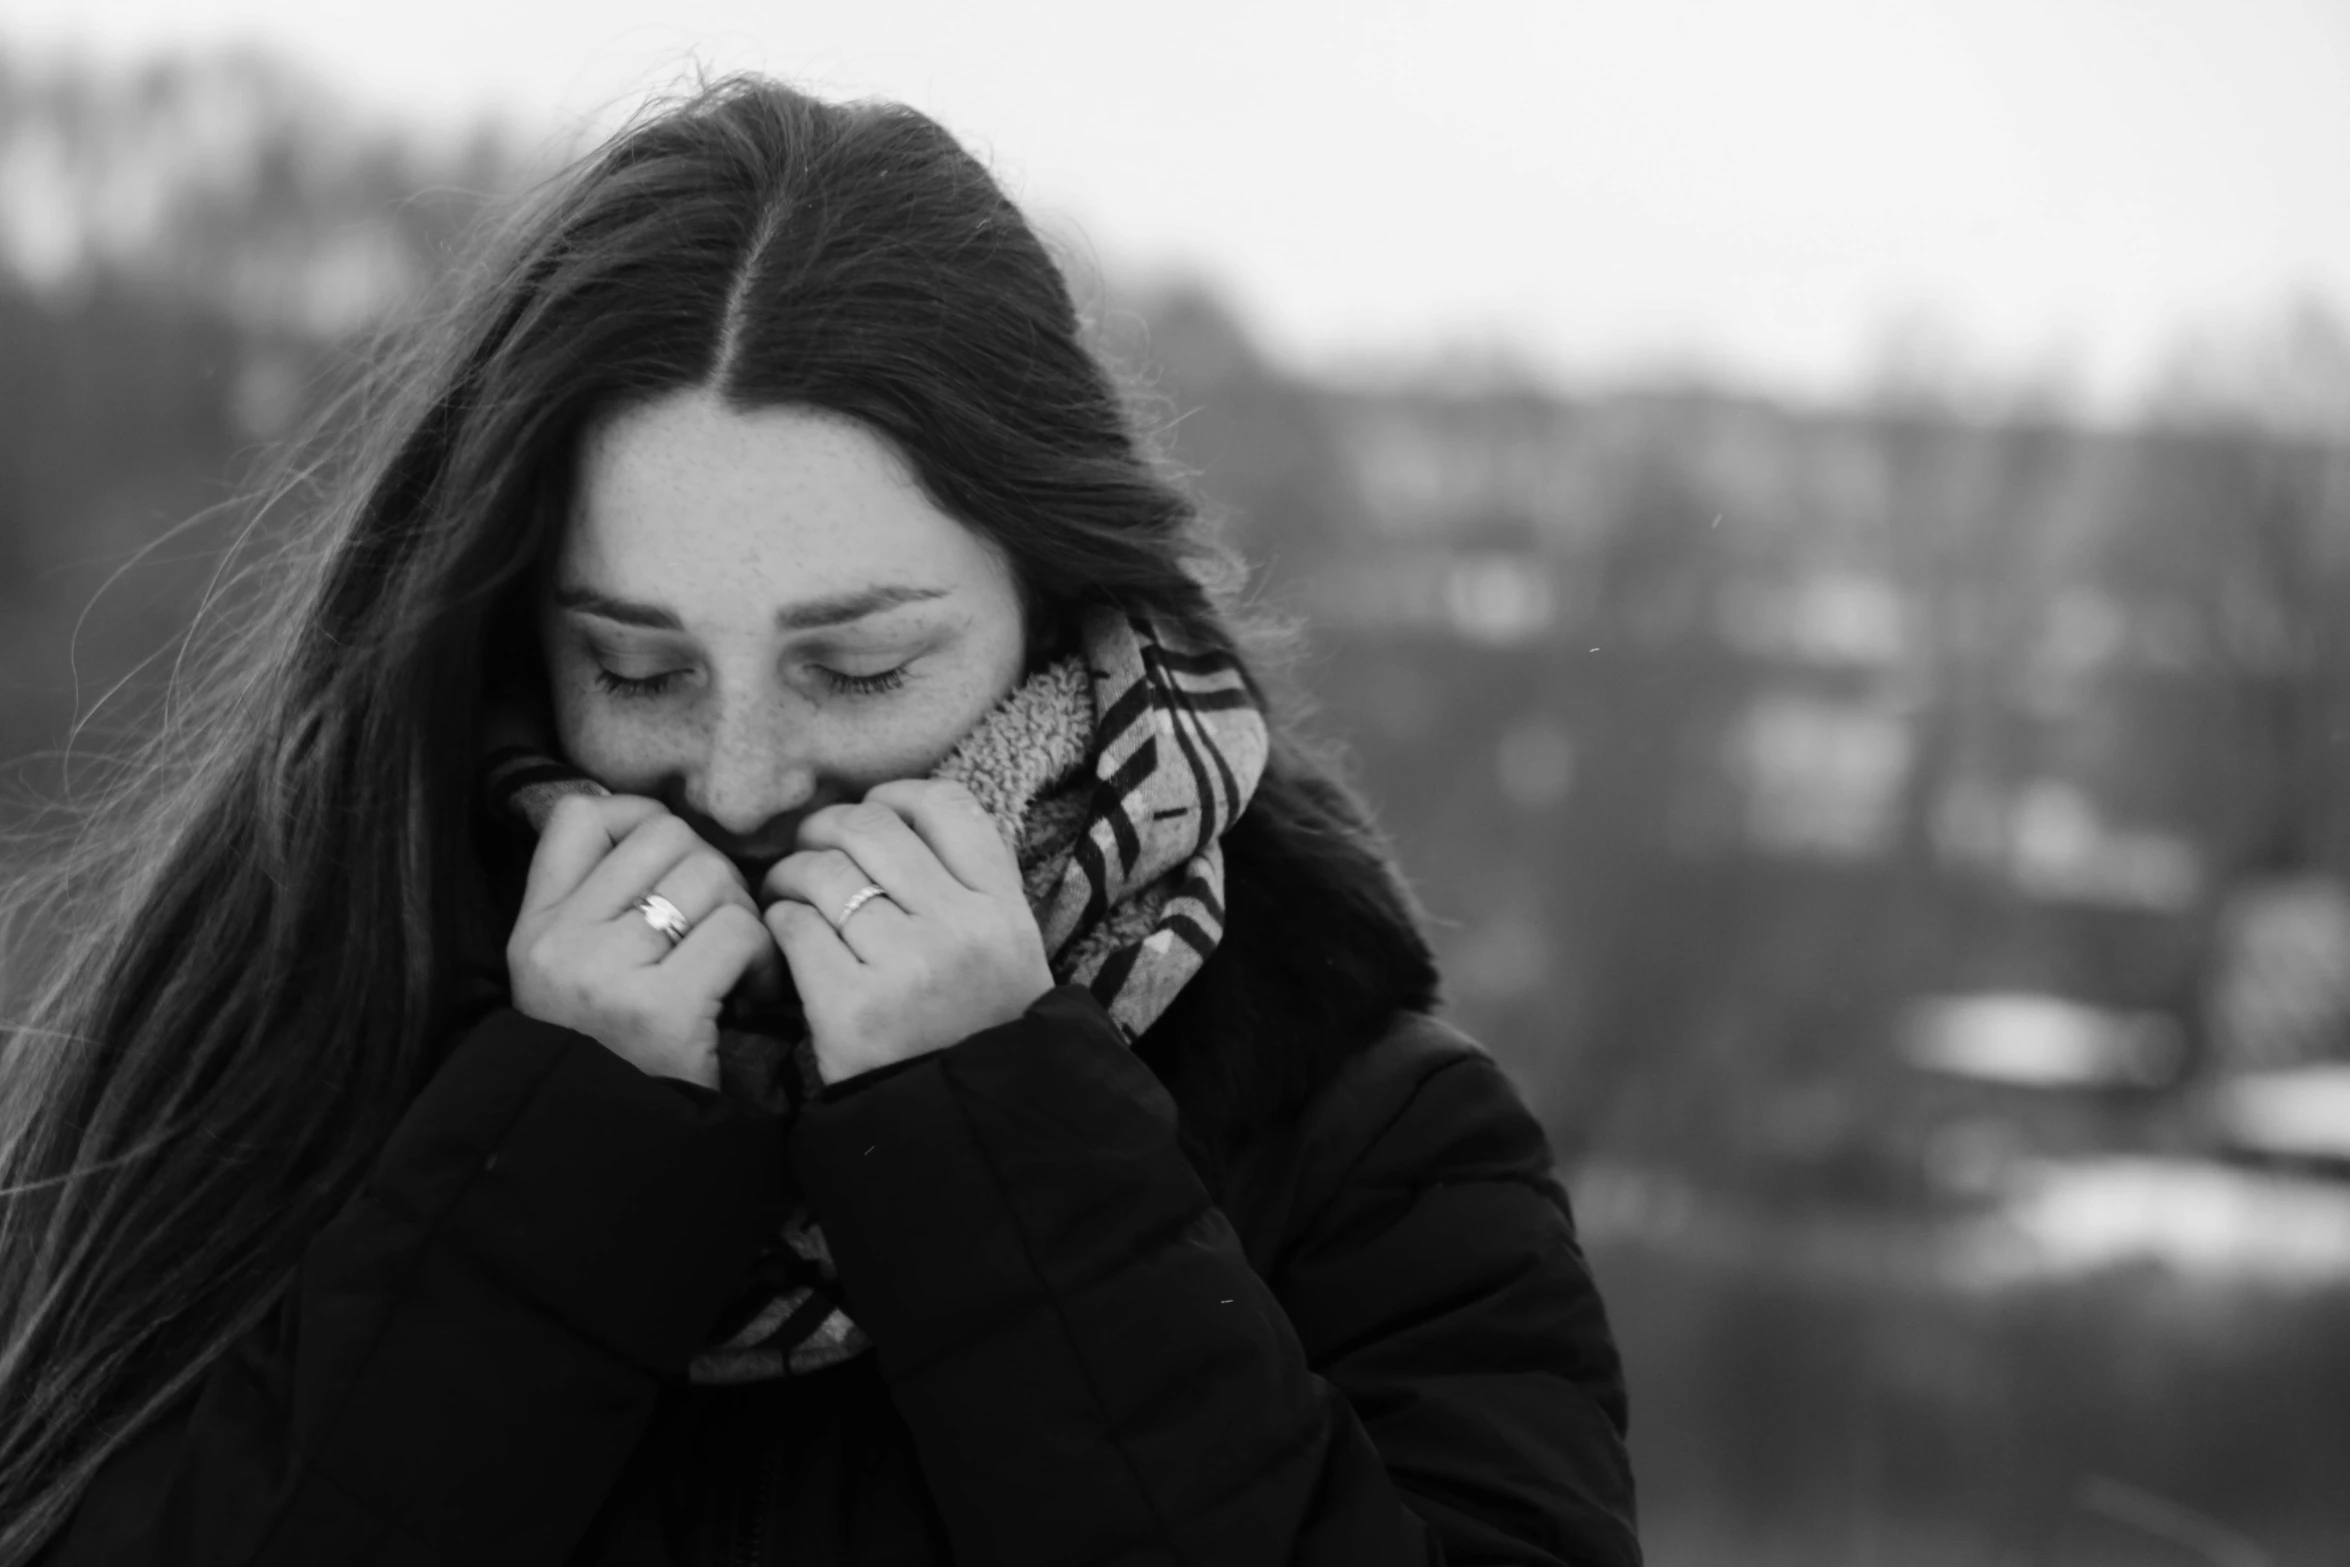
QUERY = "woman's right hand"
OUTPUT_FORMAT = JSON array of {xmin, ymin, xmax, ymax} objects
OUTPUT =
[{"xmin": 507, "ymin": 794, "xmax": 783, "ymax": 1089}]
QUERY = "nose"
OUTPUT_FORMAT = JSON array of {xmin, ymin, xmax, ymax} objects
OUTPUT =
[{"xmin": 687, "ymin": 686, "xmax": 818, "ymax": 846}]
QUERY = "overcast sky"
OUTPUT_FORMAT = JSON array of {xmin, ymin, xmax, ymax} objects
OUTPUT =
[{"xmin": 7, "ymin": 0, "xmax": 2348, "ymax": 411}]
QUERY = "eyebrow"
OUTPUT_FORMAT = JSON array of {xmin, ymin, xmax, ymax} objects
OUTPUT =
[{"xmin": 552, "ymin": 583, "xmax": 950, "ymax": 632}]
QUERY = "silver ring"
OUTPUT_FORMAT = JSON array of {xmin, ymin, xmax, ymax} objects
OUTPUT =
[
  {"xmin": 834, "ymin": 882, "xmax": 889, "ymax": 930},
  {"xmin": 632, "ymin": 892, "xmax": 692, "ymax": 947}
]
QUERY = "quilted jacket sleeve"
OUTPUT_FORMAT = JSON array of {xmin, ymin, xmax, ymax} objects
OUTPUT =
[
  {"xmin": 788, "ymin": 985, "xmax": 1639, "ymax": 1567},
  {"xmin": 1249, "ymin": 1016, "xmax": 1639, "ymax": 1564},
  {"xmin": 39, "ymin": 1008, "xmax": 791, "ymax": 1567}
]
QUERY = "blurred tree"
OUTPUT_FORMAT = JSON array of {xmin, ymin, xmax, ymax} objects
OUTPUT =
[
  {"xmin": 0, "ymin": 50, "xmax": 530, "ymax": 331},
  {"xmin": 1103, "ymin": 279, "xmax": 1366, "ymax": 608},
  {"xmin": 0, "ymin": 48, "xmax": 529, "ymax": 828}
]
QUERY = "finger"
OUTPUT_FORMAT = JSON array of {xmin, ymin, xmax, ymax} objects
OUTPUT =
[
  {"xmin": 694, "ymin": 867, "xmax": 777, "ymax": 995},
  {"xmin": 763, "ymin": 846, "xmax": 876, "ymax": 913},
  {"xmin": 765, "ymin": 897, "xmax": 865, "ymax": 984},
  {"xmin": 792, "ymin": 799, "xmax": 964, "ymax": 914},
  {"xmin": 861, "ymin": 779, "xmax": 1022, "ymax": 898},
  {"xmin": 570, "ymin": 812, "xmax": 714, "ymax": 921},
  {"xmin": 763, "ymin": 849, "xmax": 911, "ymax": 956},
  {"xmin": 608, "ymin": 852, "xmax": 747, "ymax": 961},
  {"xmin": 521, "ymin": 793, "xmax": 669, "ymax": 916},
  {"xmin": 658, "ymin": 902, "xmax": 775, "ymax": 1001},
  {"xmin": 643, "ymin": 852, "xmax": 755, "ymax": 931}
]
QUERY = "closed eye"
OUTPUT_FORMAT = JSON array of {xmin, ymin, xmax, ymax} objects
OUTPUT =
[
  {"xmin": 593, "ymin": 668, "xmax": 685, "ymax": 700},
  {"xmin": 590, "ymin": 664, "xmax": 910, "ymax": 701},
  {"xmin": 820, "ymin": 666, "xmax": 909, "ymax": 697}
]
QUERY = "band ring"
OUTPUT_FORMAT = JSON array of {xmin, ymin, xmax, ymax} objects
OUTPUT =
[
  {"xmin": 834, "ymin": 882, "xmax": 889, "ymax": 930},
  {"xmin": 632, "ymin": 892, "xmax": 693, "ymax": 947}
]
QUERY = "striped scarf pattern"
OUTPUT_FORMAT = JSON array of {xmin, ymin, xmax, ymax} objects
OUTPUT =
[{"xmin": 481, "ymin": 607, "xmax": 1267, "ymax": 1380}]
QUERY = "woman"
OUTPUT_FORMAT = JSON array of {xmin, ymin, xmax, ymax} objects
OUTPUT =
[{"xmin": 0, "ymin": 78, "xmax": 1638, "ymax": 1565}]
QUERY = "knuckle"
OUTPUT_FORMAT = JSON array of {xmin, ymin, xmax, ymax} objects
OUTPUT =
[
  {"xmin": 678, "ymin": 852, "xmax": 736, "ymax": 901},
  {"xmin": 592, "ymin": 791, "xmax": 652, "ymax": 829},
  {"xmin": 546, "ymin": 793, "xmax": 605, "ymax": 838},
  {"xmin": 661, "ymin": 858, "xmax": 710, "ymax": 904},
  {"xmin": 706, "ymin": 903, "xmax": 758, "ymax": 939},
  {"xmin": 843, "ymin": 800, "xmax": 899, "ymax": 835},
  {"xmin": 695, "ymin": 840, "xmax": 746, "ymax": 879},
  {"xmin": 517, "ymin": 930, "xmax": 562, "ymax": 976}
]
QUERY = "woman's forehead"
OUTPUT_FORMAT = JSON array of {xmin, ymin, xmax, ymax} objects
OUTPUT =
[{"xmin": 561, "ymin": 389, "xmax": 1009, "ymax": 614}]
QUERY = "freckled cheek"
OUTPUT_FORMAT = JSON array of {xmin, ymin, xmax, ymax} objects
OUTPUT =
[
  {"xmin": 831, "ymin": 682, "xmax": 1002, "ymax": 789},
  {"xmin": 564, "ymin": 714, "xmax": 679, "ymax": 794},
  {"xmin": 547, "ymin": 672, "xmax": 684, "ymax": 793},
  {"xmin": 823, "ymin": 719, "xmax": 961, "ymax": 792}
]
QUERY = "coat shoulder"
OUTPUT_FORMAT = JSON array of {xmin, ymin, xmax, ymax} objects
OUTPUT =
[
  {"xmin": 1215, "ymin": 1007, "xmax": 1558, "ymax": 1278},
  {"xmin": 1135, "ymin": 768, "xmax": 1443, "ymax": 1176}
]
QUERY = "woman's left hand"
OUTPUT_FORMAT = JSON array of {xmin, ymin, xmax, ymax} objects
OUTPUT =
[{"xmin": 763, "ymin": 778, "xmax": 1056, "ymax": 1085}]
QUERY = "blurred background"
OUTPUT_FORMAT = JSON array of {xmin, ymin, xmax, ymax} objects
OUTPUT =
[{"xmin": 3, "ymin": 1, "xmax": 2348, "ymax": 1561}]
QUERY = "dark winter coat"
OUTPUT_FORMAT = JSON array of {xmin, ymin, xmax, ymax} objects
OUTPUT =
[{"xmin": 40, "ymin": 792, "xmax": 1639, "ymax": 1565}]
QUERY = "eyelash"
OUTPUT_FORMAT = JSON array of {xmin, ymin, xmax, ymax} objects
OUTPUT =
[
  {"xmin": 591, "ymin": 670, "xmax": 683, "ymax": 701},
  {"xmin": 591, "ymin": 666, "xmax": 909, "ymax": 700},
  {"xmin": 822, "ymin": 666, "xmax": 909, "ymax": 697}
]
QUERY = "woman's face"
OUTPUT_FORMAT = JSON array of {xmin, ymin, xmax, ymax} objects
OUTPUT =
[{"xmin": 541, "ymin": 388, "xmax": 1030, "ymax": 883}]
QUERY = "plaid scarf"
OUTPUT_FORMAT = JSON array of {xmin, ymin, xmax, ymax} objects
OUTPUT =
[{"xmin": 480, "ymin": 608, "xmax": 1267, "ymax": 1381}]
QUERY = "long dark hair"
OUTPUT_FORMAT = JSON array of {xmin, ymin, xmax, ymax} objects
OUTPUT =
[{"xmin": 0, "ymin": 76, "xmax": 1408, "ymax": 1557}]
